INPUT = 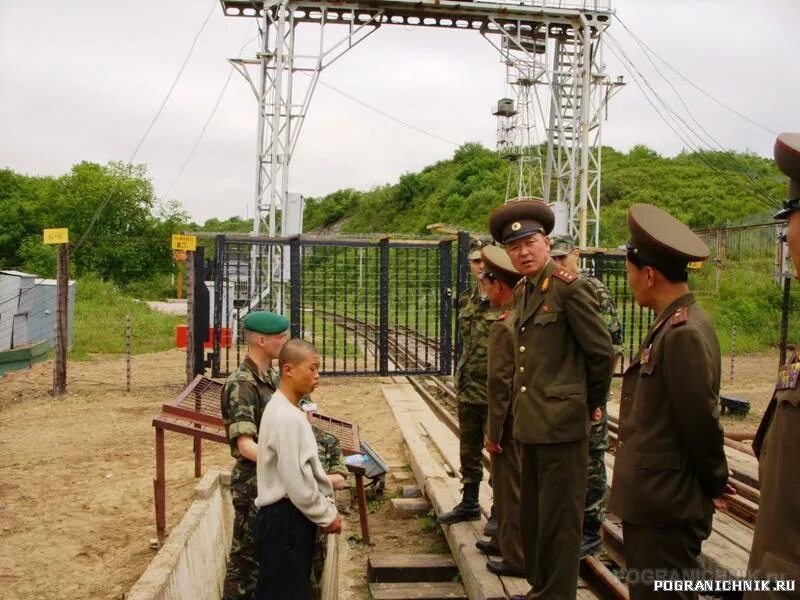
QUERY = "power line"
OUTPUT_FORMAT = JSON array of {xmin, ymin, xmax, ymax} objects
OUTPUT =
[
  {"xmin": 612, "ymin": 14, "xmax": 777, "ymax": 136},
  {"xmin": 162, "ymin": 29, "xmax": 261, "ymax": 201},
  {"xmin": 72, "ymin": 0, "xmax": 218, "ymax": 254},
  {"xmin": 605, "ymin": 31, "xmax": 778, "ymax": 208},
  {"xmin": 603, "ymin": 35, "xmax": 777, "ymax": 209},
  {"xmin": 307, "ymin": 73, "xmax": 460, "ymax": 147}
]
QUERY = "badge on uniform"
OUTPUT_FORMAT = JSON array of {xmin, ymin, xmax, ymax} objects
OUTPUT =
[
  {"xmin": 776, "ymin": 361, "xmax": 800, "ymax": 390},
  {"xmin": 641, "ymin": 345, "xmax": 652, "ymax": 365}
]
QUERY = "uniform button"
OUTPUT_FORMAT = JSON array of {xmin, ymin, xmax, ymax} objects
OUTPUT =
[
  {"xmin": 520, "ymin": 386, "xmax": 527, "ymax": 392},
  {"xmin": 519, "ymin": 366, "xmax": 525, "ymax": 373},
  {"xmin": 618, "ymin": 441, "xmax": 624, "ymax": 449},
  {"xmin": 519, "ymin": 346, "xmax": 526, "ymax": 353},
  {"xmin": 521, "ymin": 326, "xmax": 526, "ymax": 332}
]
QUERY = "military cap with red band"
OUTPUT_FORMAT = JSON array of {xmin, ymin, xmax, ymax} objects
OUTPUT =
[{"xmin": 488, "ymin": 198, "xmax": 555, "ymax": 244}]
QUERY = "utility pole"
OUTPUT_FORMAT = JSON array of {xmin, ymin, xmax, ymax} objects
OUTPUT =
[{"xmin": 44, "ymin": 228, "xmax": 70, "ymax": 396}]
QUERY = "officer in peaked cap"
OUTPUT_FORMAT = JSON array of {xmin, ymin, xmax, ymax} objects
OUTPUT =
[
  {"xmin": 608, "ymin": 203, "xmax": 730, "ymax": 600},
  {"xmin": 745, "ymin": 132, "xmax": 800, "ymax": 599},
  {"xmin": 488, "ymin": 199, "xmax": 614, "ymax": 600},
  {"xmin": 479, "ymin": 245, "xmax": 526, "ymax": 578},
  {"xmin": 439, "ymin": 237, "xmax": 502, "ymax": 527}
]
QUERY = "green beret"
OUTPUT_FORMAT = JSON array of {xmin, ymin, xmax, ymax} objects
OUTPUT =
[
  {"xmin": 243, "ymin": 311, "xmax": 289, "ymax": 335},
  {"xmin": 626, "ymin": 204, "xmax": 709, "ymax": 272},
  {"xmin": 488, "ymin": 199, "xmax": 555, "ymax": 244}
]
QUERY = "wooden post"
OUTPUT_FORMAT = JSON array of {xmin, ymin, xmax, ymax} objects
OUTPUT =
[
  {"xmin": 52, "ymin": 243, "xmax": 69, "ymax": 396},
  {"xmin": 126, "ymin": 314, "xmax": 132, "ymax": 392},
  {"xmin": 185, "ymin": 250, "xmax": 195, "ymax": 385}
]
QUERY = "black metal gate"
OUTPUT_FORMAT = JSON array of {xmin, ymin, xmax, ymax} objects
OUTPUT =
[
  {"xmin": 583, "ymin": 252, "xmax": 655, "ymax": 375},
  {"xmin": 209, "ymin": 234, "xmax": 452, "ymax": 378}
]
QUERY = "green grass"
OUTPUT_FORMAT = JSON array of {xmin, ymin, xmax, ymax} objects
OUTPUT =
[{"xmin": 71, "ymin": 276, "xmax": 184, "ymax": 359}]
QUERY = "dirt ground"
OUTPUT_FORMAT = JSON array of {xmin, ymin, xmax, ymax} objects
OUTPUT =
[
  {"xmin": 0, "ymin": 350, "xmax": 446, "ymax": 600},
  {"xmin": 0, "ymin": 348, "xmax": 781, "ymax": 599}
]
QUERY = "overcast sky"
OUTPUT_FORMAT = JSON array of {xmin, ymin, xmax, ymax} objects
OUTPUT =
[{"xmin": 1, "ymin": 0, "xmax": 798, "ymax": 224}]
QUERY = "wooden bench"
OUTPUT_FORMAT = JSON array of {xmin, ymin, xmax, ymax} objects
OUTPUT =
[{"xmin": 152, "ymin": 375, "xmax": 371, "ymax": 543}]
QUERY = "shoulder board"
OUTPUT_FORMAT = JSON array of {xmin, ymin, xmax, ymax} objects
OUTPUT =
[
  {"xmin": 552, "ymin": 268, "xmax": 577, "ymax": 284},
  {"xmin": 514, "ymin": 278, "xmax": 526, "ymax": 289},
  {"xmin": 670, "ymin": 306, "xmax": 689, "ymax": 326}
]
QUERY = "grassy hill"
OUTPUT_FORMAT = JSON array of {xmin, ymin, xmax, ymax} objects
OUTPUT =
[{"xmin": 303, "ymin": 143, "xmax": 786, "ymax": 245}]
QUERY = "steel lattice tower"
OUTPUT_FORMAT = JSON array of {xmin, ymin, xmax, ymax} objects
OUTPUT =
[{"xmin": 221, "ymin": 0, "xmax": 620, "ymax": 245}]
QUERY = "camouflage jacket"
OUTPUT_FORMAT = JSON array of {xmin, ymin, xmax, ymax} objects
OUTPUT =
[
  {"xmin": 313, "ymin": 426, "xmax": 348, "ymax": 478},
  {"xmin": 220, "ymin": 357, "xmax": 278, "ymax": 495},
  {"xmin": 584, "ymin": 274, "xmax": 624, "ymax": 359},
  {"xmin": 455, "ymin": 286, "xmax": 500, "ymax": 404}
]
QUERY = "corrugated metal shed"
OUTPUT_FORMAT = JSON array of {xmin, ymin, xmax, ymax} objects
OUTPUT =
[{"xmin": 0, "ymin": 271, "xmax": 76, "ymax": 352}]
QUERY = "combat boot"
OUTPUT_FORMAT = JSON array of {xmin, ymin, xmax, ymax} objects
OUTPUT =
[
  {"xmin": 483, "ymin": 504, "xmax": 497, "ymax": 537},
  {"xmin": 438, "ymin": 482, "xmax": 481, "ymax": 524}
]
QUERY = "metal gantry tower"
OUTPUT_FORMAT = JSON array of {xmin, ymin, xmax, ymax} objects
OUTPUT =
[
  {"xmin": 221, "ymin": 0, "xmax": 619, "ymax": 245},
  {"xmin": 482, "ymin": 10, "xmax": 623, "ymax": 246}
]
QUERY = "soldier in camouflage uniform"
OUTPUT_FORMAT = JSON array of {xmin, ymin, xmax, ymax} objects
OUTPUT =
[
  {"xmin": 439, "ymin": 244, "xmax": 501, "ymax": 525},
  {"xmin": 305, "ymin": 408, "xmax": 349, "ymax": 600},
  {"xmin": 220, "ymin": 311, "xmax": 289, "ymax": 600},
  {"xmin": 550, "ymin": 235, "xmax": 624, "ymax": 557}
]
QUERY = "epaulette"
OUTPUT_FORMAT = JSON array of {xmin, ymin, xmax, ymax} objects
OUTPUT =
[
  {"xmin": 552, "ymin": 268, "xmax": 577, "ymax": 284},
  {"xmin": 515, "ymin": 278, "xmax": 526, "ymax": 289},
  {"xmin": 670, "ymin": 306, "xmax": 689, "ymax": 326}
]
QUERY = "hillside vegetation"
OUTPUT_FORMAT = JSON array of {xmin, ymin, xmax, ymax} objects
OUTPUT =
[
  {"xmin": 303, "ymin": 143, "xmax": 786, "ymax": 245},
  {"xmin": 1, "ymin": 145, "xmax": 795, "ymax": 354}
]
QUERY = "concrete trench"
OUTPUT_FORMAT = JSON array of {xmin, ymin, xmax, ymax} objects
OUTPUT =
[{"xmin": 128, "ymin": 470, "xmax": 338, "ymax": 600}]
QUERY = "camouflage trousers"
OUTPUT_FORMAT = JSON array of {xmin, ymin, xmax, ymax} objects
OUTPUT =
[
  {"xmin": 584, "ymin": 408, "xmax": 609, "ymax": 543},
  {"xmin": 223, "ymin": 490, "xmax": 259, "ymax": 600},
  {"xmin": 458, "ymin": 402, "xmax": 488, "ymax": 484},
  {"xmin": 309, "ymin": 529, "xmax": 326, "ymax": 600}
]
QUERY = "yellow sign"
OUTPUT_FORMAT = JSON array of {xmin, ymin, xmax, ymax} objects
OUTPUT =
[
  {"xmin": 171, "ymin": 234, "xmax": 197, "ymax": 251},
  {"xmin": 43, "ymin": 228, "xmax": 69, "ymax": 244}
]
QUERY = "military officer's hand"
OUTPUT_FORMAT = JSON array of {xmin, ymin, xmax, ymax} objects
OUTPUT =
[
  {"xmin": 328, "ymin": 474, "xmax": 346, "ymax": 490},
  {"xmin": 590, "ymin": 407, "xmax": 603, "ymax": 423},
  {"xmin": 712, "ymin": 482, "xmax": 737, "ymax": 510},
  {"xmin": 484, "ymin": 440, "xmax": 503, "ymax": 455}
]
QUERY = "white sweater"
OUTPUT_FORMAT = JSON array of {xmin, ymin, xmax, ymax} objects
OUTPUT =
[{"xmin": 254, "ymin": 390, "xmax": 337, "ymax": 527}]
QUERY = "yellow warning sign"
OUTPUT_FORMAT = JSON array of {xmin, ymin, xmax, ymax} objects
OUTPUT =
[
  {"xmin": 43, "ymin": 228, "xmax": 69, "ymax": 244},
  {"xmin": 171, "ymin": 234, "xmax": 197, "ymax": 251}
]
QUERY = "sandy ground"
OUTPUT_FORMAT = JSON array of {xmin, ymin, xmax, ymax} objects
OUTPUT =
[
  {"xmin": 0, "ymin": 349, "xmax": 781, "ymax": 599},
  {"xmin": 0, "ymin": 350, "xmax": 446, "ymax": 600}
]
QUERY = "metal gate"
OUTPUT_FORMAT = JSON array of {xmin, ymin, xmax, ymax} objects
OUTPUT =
[
  {"xmin": 584, "ymin": 252, "xmax": 655, "ymax": 375},
  {"xmin": 210, "ymin": 234, "xmax": 453, "ymax": 378}
]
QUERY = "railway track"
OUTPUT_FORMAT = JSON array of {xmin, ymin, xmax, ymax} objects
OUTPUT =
[
  {"xmin": 307, "ymin": 312, "xmax": 757, "ymax": 598},
  {"xmin": 409, "ymin": 375, "xmax": 761, "ymax": 600}
]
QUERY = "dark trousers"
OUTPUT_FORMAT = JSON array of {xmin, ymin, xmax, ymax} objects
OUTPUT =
[
  {"xmin": 255, "ymin": 499, "xmax": 318, "ymax": 600},
  {"xmin": 622, "ymin": 517, "xmax": 713, "ymax": 600},
  {"xmin": 520, "ymin": 439, "xmax": 588, "ymax": 600}
]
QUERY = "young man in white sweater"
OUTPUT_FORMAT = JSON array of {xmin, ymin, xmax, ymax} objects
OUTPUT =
[{"xmin": 254, "ymin": 339, "xmax": 343, "ymax": 599}]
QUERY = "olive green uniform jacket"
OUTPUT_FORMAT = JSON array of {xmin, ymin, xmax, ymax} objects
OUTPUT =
[
  {"xmin": 608, "ymin": 293, "xmax": 728, "ymax": 526},
  {"xmin": 512, "ymin": 260, "xmax": 615, "ymax": 444},
  {"xmin": 745, "ymin": 357, "xmax": 800, "ymax": 598},
  {"xmin": 486, "ymin": 307, "xmax": 525, "ymax": 572}
]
